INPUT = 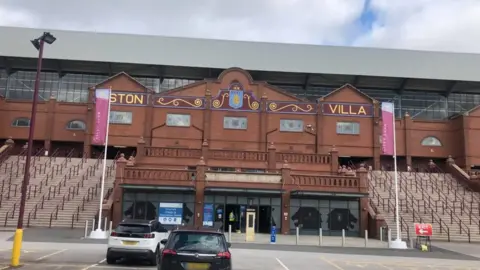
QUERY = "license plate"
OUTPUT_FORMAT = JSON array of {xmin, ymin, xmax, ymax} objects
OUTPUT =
[
  {"xmin": 185, "ymin": 262, "xmax": 210, "ymax": 270},
  {"xmin": 122, "ymin": 241, "xmax": 138, "ymax": 246}
]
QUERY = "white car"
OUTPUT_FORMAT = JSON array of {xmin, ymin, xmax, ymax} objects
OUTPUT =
[{"xmin": 106, "ymin": 219, "xmax": 169, "ymax": 265}]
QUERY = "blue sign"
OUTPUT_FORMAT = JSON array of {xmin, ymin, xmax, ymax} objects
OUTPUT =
[
  {"xmin": 229, "ymin": 90, "xmax": 244, "ymax": 109},
  {"xmin": 270, "ymin": 225, "xmax": 276, "ymax": 244},
  {"xmin": 203, "ymin": 204, "xmax": 214, "ymax": 227},
  {"xmin": 159, "ymin": 202, "xmax": 183, "ymax": 225}
]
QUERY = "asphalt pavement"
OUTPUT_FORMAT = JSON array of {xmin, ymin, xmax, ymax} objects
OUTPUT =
[{"xmin": 0, "ymin": 242, "xmax": 477, "ymax": 270}]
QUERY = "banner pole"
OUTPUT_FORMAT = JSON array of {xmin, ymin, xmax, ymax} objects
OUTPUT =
[
  {"xmin": 392, "ymin": 103, "xmax": 401, "ymax": 241},
  {"xmin": 96, "ymin": 88, "xmax": 111, "ymax": 231}
]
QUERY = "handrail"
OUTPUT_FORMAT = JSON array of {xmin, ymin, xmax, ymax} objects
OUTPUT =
[
  {"xmin": 368, "ymin": 174, "xmax": 410, "ymax": 240},
  {"xmin": 383, "ymin": 171, "xmax": 455, "ymax": 242},
  {"xmin": 433, "ymin": 166, "xmax": 480, "ymax": 212},
  {"xmin": 4, "ymin": 154, "xmax": 77, "ymax": 227},
  {"xmin": 26, "ymin": 159, "xmax": 83, "ymax": 227},
  {"xmin": 36, "ymin": 151, "xmax": 104, "ymax": 227},
  {"xmin": 418, "ymin": 171, "xmax": 480, "ymax": 230},
  {"xmin": 71, "ymin": 156, "xmax": 117, "ymax": 228}
]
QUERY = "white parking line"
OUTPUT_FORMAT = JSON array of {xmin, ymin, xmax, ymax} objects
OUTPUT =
[
  {"xmin": 276, "ymin": 258, "xmax": 290, "ymax": 270},
  {"xmin": 319, "ymin": 256, "xmax": 345, "ymax": 270},
  {"xmin": 35, "ymin": 249, "xmax": 68, "ymax": 261},
  {"xmin": 81, "ymin": 258, "xmax": 105, "ymax": 270}
]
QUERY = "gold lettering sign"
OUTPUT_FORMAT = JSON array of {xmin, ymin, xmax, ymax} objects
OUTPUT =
[
  {"xmin": 323, "ymin": 103, "xmax": 372, "ymax": 117},
  {"xmin": 110, "ymin": 93, "xmax": 147, "ymax": 105}
]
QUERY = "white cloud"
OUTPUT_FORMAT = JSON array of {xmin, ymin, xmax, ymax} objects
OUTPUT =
[
  {"xmin": 2, "ymin": 0, "xmax": 480, "ymax": 53},
  {"xmin": 355, "ymin": 0, "xmax": 480, "ymax": 53},
  {"xmin": 0, "ymin": 0, "xmax": 365, "ymax": 45}
]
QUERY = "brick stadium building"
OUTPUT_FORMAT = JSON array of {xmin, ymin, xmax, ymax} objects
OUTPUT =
[{"xmin": 1, "ymin": 26, "xmax": 480, "ymax": 240}]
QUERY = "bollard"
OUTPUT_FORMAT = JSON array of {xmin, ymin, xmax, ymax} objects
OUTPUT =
[
  {"xmin": 91, "ymin": 218, "xmax": 95, "ymax": 232},
  {"xmin": 364, "ymin": 230, "xmax": 368, "ymax": 247},
  {"xmin": 341, "ymin": 229, "xmax": 345, "ymax": 247},
  {"xmin": 387, "ymin": 229, "xmax": 392, "ymax": 247},
  {"xmin": 103, "ymin": 217, "xmax": 108, "ymax": 231},
  {"xmin": 319, "ymin": 228, "xmax": 323, "ymax": 246},
  {"xmin": 296, "ymin": 227, "xmax": 299, "ymax": 245},
  {"xmin": 380, "ymin": 227, "xmax": 383, "ymax": 242},
  {"xmin": 409, "ymin": 237, "xmax": 414, "ymax": 249},
  {"xmin": 109, "ymin": 221, "xmax": 113, "ymax": 233},
  {"xmin": 84, "ymin": 220, "xmax": 89, "ymax": 238},
  {"xmin": 228, "ymin": 225, "xmax": 232, "ymax": 242}
]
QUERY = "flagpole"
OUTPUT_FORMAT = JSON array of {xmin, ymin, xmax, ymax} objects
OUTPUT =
[
  {"xmin": 90, "ymin": 88, "xmax": 112, "ymax": 239},
  {"xmin": 97, "ymin": 87, "xmax": 111, "ymax": 231},
  {"xmin": 390, "ymin": 103, "xmax": 407, "ymax": 249},
  {"xmin": 392, "ymin": 103, "xmax": 401, "ymax": 240}
]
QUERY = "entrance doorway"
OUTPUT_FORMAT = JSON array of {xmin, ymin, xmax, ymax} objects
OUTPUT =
[
  {"xmin": 225, "ymin": 204, "xmax": 240, "ymax": 232},
  {"xmin": 258, "ymin": 206, "xmax": 272, "ymax": 233}
]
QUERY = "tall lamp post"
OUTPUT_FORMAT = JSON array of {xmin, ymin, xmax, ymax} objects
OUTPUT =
[{"xmin": 11, "ymin": 32, "xmax": 56, "ymax": 267}]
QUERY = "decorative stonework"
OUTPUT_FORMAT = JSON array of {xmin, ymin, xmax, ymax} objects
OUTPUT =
[
  {"xmin": 153, "ymin": 95, "xmax": 205, "ymax": 109},
  {"xmin": 267, "ymin": 101, "xmax": 316, "ymax": 114}
]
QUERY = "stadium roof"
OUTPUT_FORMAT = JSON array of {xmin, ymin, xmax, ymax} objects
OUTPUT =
[{"xmin": 1, "ymin": 26, "xmax": 480, "ymax": 95}]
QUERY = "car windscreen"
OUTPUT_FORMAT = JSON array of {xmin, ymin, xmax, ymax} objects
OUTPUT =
[
  {"xmin": 168, "ymin": 232, "xmax": 226, "ymax": 253},
  {"xmin": 115, "ymin": 224, "xmax": 151, "ymax": 237}
]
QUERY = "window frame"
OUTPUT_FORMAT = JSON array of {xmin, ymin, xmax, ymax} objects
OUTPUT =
[
  {"xmin": 223, "ymin": 116, "xmax": 248, "ymax": 130},
  {"xmin": 109, "ymin": 111, "xmax": 133, "ymax": 125},
  {"xmin": 420, "ymin": 136, "xmax": 442, "ymax": 147},
  {"xmin": 11, "ymin": 117, "xmax": 30, "ymax": 127},
  {"xmin": 279, "ymin": 119, "xmax": 304, "ymax": 133},
  {"xmin": 166, "ymin": 113, "xmax": 191, "ymax": 127},
  {"xmin": 336, "ymin": 121, "xmax": 360, "ymax": 135},
  {"xmin": 66, "ymin": 120, "xmax": 86, "ymax": 130}
]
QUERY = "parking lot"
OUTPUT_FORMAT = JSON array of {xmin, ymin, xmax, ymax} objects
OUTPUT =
[{"xmin": 0, "ymin": 242, "xmax": 477, "ymax": 270}]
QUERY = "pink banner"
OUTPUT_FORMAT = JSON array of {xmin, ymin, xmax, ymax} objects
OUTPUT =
[
  {"xmin": 381, "ymin": 102, "xmax": 394, "ymax": 156},
  {"xmin": 92, "ymin": 89, "xmax": 111, "ymax": 145}
]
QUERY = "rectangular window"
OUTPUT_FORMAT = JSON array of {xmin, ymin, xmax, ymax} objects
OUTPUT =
[
  {"xmin": 109, "ymin": 111, "xmax": 133, "ymax": 124},
  {"xmin": 223, "ymin": 116, "xmax": 247, "ymax": 130},
  {"xmin": 166, "ymin": 113, "xmax": 191, "ymax": 127},
  {"xmin": 280, "ymin": 119, "xmax": 304, "ymax": 132},
  {"xmin": 336, "ymin": 122, "xmax": 360, "ymax": 135}
]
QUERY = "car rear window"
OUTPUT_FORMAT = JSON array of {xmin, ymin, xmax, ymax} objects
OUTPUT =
[
  {"xmin": 168, "ymin": 232, "xmax": 226, "ymax": 253},
  {"xmin": 116, "ymin": 224, "xmax": 151, "ymax": 234}
]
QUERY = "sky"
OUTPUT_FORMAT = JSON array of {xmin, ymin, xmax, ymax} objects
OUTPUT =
[{"xmin": 1, "ymin": 0, "xmax": 480, "ymax": 53}]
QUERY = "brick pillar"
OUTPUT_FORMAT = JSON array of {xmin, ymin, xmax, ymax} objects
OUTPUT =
[
  {"xmin": 201, "ymin": 140, "xmax": 209, "ymax": 161},
  {"xmin": 136, "ymin": 137, "xmax": 145, "ymax": 160},
  {"xmin": 112, "ymin": 153, "xmax": 127, "ymax": 227},
  {"xmin": 143, "ymin": 92, "xmax": 154, "ymax": 146},
  {"xmin": 84, "ymin": 88, "xmax": 94, "ymax": 158},
  {"xmin": 259, "ymin": 94, "xmax": 268, "ymax": 151},
  {"xmin": 315, "ymin": 100, "xmax": 324, "ymax": 153},
  {"xmin": 280, "ymin": 160, "xmax": 291, "ymax": 235},
  {"xmin": 194, "ymin": 157, "xmax": 206, "ymax": 228},
  {"xmin": 268, "ymin": 142, "xmax": 276, "ymax": 172},
  {"xmin": 404, "ymin": 112, "xmax": 412, "ymax": 167},
  {"xmin": 356, "ymin": 163, "xmax": 368, "ymax": 238},
  {"xmin": 330, "ymin": 145, "xmax": 339, "ymax": 173},
  {"xmin": 203, "ymin": 89, "xmax": 212, "ymax": 142},
  {"xmin": 44, "ymin": 95, "xmax": 57, "ymax": 153},
  {"xmin": 373, "ymin": 100, "xmax": 381, "ymax": 170}
]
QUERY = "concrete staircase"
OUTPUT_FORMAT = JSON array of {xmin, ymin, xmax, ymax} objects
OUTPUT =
[
  {"xmin": 28, "ymin": 158, "xmax": 116, "ymax": 228},
  {"xmin": 369, "ymin": 170, "xmax": 480, "ymax": 242},
  {"xmin": 0, "ymin": 156, "xmax": 78, "ymax": 227}
]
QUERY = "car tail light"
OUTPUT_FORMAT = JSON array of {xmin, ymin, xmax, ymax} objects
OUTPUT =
[
  {"xmin": 144, "ymin": 233, "xmax": 154, "ymax": 238},
  {"xmin": 162, "ymin": 249, "xmax": 177, "ymax": 257},
  {"xmin": 217, "ymin": 251, "xmax": 231, "ymax": 259},
  {"xmin": 110, "ymin": 232, "xmax": 117, "ymax": 237}
]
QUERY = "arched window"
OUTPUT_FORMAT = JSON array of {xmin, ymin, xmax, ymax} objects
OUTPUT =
[
  {"xmin": 11, "ymin": 118, "xmax": 30, "ymax": 127},
  {"xmin": 421, "ymin": 136, "xmax": 442, "ymax": 146},
  {"xmin": 66, "ymin": 120, "xmax": 86, "ymax": 130}
]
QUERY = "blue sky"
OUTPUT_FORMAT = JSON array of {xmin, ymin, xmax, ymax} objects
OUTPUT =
[{"xmin": 1, "ymin": 0, "xmax": 480, "ymax": 53}]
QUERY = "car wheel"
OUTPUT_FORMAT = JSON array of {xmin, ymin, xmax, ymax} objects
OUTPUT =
[
  {"xmin": 106, "ymin": 255, "xmax": 116, "ymax": 265},
  {"xmin": 149, "ymin": 247, "xmax": 158, "ymax": 266}
]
